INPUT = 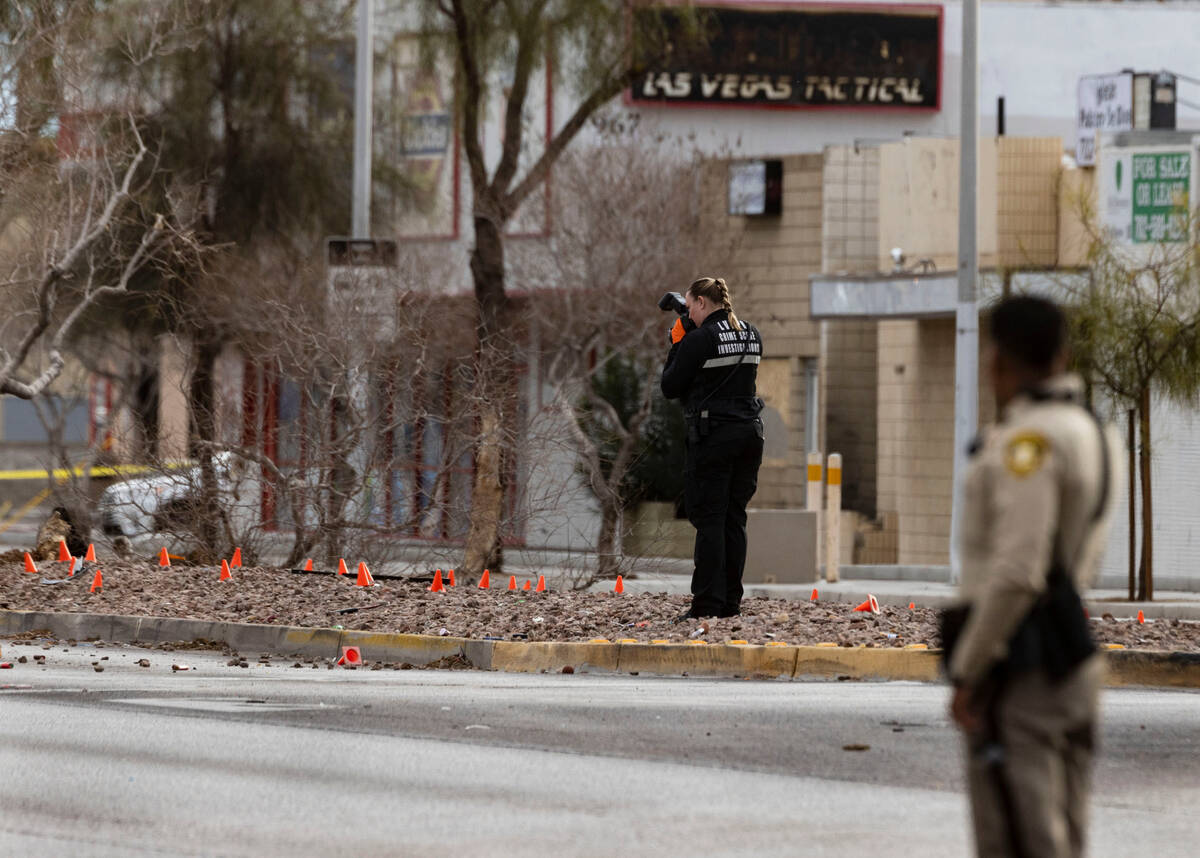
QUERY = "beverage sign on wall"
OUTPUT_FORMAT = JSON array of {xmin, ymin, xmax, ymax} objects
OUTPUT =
[{"xmin": 630, "ymin": 4, "xmax": 942, "ymax": 110}]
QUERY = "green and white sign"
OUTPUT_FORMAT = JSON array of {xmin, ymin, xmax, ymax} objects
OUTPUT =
[
  {"xmin": 1100, "ymin": 140, "xmax": 1198, "ymax": 248},
  {"xmin": 1131, "ymin": 152, "xmax": 1189, "ymax": 243}
]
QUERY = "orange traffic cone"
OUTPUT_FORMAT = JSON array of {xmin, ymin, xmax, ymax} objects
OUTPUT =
[
  {"xmin": 522, "ymin": 580, "xmax": 532, "ymax": 591},
  {"xmin": 58, "ymin": 539, "xmax": 70, "ymax": 562},
  {"xmin": 908, "ymin": 601, "xmax": 916, "ymax": 610},
  {"xmin": 89, "ymin": 569, "xmax": 102, "ymax": 593},
  {"xmin": 507, "ymin": 575, "xmax": 517, "ymax": 590},
  {"xmin": 220, "ymin": 559, "xmax": 233, "ymax": 581},
  {"xmin": 23, "ymin": 552, "xmax": 37, "ymax": 574},
  {"xmin": 447, "ymin": 569, "xmax": 456, "ymax": 587},
  {"xmin": 230, "ymin": 547, "xmax": 242, "ymax": 568},
  {"xmin": 430, "ymin": 570, "xmax": 445, "ymax": 592},
  {"xmin": 68, "ymin": 556, "xmax": 76, "ymax": 577},
  {"xmin": 479, "ymin": 569, "xmax": 490, "ymax": 589},
  {"xmin": 1137, "ymin": 610, "xmax": 1145, "ymax": 624},
  {"xmin": 356, "ymin": 562, "xmax": 374, "ymax": 587},
  {"xmin": 337, "ymin": 646, "xmax": 362, "ymax": 666},
  {"xmin": 852, "ymin": 595, "xmax": 881, "ymax": 614},
  {"xmin": 337, "ymin": 558, "xmax": 349, "ymax": 576},
  {"xmin": 810, "ymin": 588, "xmax": 819, "ymax": 602},
  {"xmin": 158, "ymin": 547, "xmax": 171, "ymax": 567},
  {"xmin": 303, "ymin": 558, "xmax": 314, "ymax": 571},
  {"xmin": 84, "ymin": 543, "xmax": 97, "ymax": 563},
  {"xmin": 535, "ymin": 575, "xmax": 546, "ymax": 592},
  {"xmin": 614, "ymin": 575, "xmax": 625, "ymax": 594}
]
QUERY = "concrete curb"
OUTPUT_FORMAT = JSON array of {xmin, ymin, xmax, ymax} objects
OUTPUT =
[{"xmin": 0, "ymin": 609, "xmax": 1197, "ymax": 688}]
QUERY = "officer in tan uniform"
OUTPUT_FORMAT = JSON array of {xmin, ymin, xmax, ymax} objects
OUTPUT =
[{"xmin": 948, "ymin": 296, "xmax": 1122, "ymax": 858}]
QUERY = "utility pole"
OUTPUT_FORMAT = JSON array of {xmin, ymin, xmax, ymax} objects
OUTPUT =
[
  {"xmin": 950, "ymin": 0, "xmax": 980, "ymax": 583},
  {"xmin": 352, "ymin": 0, "xmax": 373, "ymax": 238}
]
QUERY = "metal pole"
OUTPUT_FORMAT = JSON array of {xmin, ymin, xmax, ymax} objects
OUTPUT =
[
  {"xmin": 950, "ymin": 0, "xmax": 980, "ymax": 584},
  {"xmin": 825, "ymin": 453, "xmax": 842, "ymax": 583},
  {"xmin": 352, "ymin": 0, "xmax": 373, "ymax": 238}
]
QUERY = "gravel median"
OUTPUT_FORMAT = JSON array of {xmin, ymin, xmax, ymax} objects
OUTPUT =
[{"xmin": 3, "ymin": 559, "xmax": 1198, "ymax": 650}]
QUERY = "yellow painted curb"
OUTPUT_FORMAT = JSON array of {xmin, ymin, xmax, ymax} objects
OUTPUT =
[
  {"xmin": 0, "ymin": 610, "xmax": 1197, "ymax": 688},
  {"xmin": 338, "ymin": 630, "xmax": 473, "ymax": 665},
  {"xmin": 491, "ymin": 641, "xmax": 620, "ymax": 674},
  {"xmin": 1103, "ymin": 649, "xmax": 1200, "ymax": 688},
  {"xmin": 617, "ymin": 642, "xmax": 798, "ymax": 679},
  {"xmin": 793, "ymin": 645, "xmax": 942, "ymax": 682}
]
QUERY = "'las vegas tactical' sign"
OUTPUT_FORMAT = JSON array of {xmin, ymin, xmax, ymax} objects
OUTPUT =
[{"xmin": 631, "ymin": 3, "xmax": 942, "ymax": 110}]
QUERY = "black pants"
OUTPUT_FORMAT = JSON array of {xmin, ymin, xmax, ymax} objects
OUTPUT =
[{"xmin": 684, "ymin": 418, "xmax": 764, "ymax": 616}]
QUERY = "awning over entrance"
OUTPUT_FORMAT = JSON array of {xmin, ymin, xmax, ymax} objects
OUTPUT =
[{"xmin": 809, "ymin": 272, "xmax": 958, "ymax": 320}]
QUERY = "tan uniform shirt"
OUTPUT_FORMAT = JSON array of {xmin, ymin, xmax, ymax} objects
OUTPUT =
[{"xmin": 950, "ymin": 374, "xmax": 1123, "ymax": 687}]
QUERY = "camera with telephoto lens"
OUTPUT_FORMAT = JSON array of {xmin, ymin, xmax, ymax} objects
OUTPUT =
[{"xmin": 658, "ymin": 291, "xmax": 687, "ymax": 316}]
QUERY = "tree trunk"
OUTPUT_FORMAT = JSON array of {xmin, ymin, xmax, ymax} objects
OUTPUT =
[
  {"xmin": 1137, "ymin": 389, "xmax": 1153, "ymax": 601},
  {"xmin": 189, "ymin": 331, "xmax": 222, "ymax": 558},
  {"xmin": 596, "ymin": 499, "xmax": 623, "ymax": 580},
  {"xmin": 462, "ymin": 213, "xmax": 512, "ymax": 579}
]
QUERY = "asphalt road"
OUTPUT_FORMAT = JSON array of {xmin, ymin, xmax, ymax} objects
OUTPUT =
[{"xmin": 0, "ymin": 642, "xmax": 1196, "ymax": 857}]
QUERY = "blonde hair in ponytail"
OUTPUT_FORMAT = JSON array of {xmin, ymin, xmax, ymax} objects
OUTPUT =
[{"xmin": 687, "ymin": 276, "xmax": 741, "ymax": 330}]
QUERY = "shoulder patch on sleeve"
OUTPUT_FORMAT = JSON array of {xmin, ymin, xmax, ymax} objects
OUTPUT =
[{"xmin": 1004, "ymin": 431, "xmax": 1049, "ymax": 477}]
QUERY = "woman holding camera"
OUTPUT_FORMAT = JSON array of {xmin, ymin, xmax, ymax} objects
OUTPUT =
[{"xmin": 661, "ymin": 277, "xmax": 765, "ymax": 620}]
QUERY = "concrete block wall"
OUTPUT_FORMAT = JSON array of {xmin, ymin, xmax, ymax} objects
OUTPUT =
[
  {"xmin": 876, "ymin": 317, "xmax": 957, "ymax": 565},
  {"xmin": 820, "ymin": 145, "xmax": 882, "ymax": 518},
  {"xmin": 704, "ymin": 154, "xmax": 824, "ymax": 509},
  {"xmin": 996, "ymin": 137, "xmax": 1061, "ymax": 268},
  {"xmin": 822, "ymin": 145, "xmax": 880, "ymax": 274}
]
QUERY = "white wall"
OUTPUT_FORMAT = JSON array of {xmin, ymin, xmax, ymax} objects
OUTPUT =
[
  {"xmin": 1098, "ymin": 396, "xmax": 1200, "ymax": 592},
  {"xmin": 580, "ymin": 1, "xmax": 1200, "ymax": 159}
]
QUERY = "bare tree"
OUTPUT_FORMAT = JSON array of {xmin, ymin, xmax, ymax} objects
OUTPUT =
[
  {"xmin": 1063, "ymin": 193, "xmax": 1200, "ymax": 601},
  {"xmin": 426, "ymin": 0, "xmax": 704, "ymax": 579},
  {"xmin": 525, "ymin": 141, "xmax": 738, "ymax": 584}
]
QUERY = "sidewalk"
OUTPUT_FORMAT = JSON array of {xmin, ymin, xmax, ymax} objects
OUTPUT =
[{"xmin": 598, "ymin": 569, "xmax": 1200, "ymax": 621}]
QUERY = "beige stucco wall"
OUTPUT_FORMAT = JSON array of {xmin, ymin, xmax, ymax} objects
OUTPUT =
[
  {"xmin": 1057, "ymin": 166, "xmax": 1095, "ymax": 268},
  {"xmin": 876, "ymin": 138, "xmax": 999, "ymax": 273},
  {"xmin": 876, "ymin": 317, "xmax": 956, "ymax": 564}
]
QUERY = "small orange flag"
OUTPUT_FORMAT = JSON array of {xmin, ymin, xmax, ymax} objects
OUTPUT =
[
  {"xmin": 158, "ymin": 547, "xmax": 171, "ymax": 567},
  {"xmin": 90, "ymin": 569, "xmax": 103, "ymax": 593}
]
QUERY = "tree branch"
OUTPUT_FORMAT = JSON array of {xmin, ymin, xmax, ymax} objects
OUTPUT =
[
  {"xmin": 490, "ymin": 0, "xmax": 548, "ymax": 197},
  {"xmin": 0, "ymin": 116, "xmax": 150, "ymax": 399}
]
